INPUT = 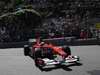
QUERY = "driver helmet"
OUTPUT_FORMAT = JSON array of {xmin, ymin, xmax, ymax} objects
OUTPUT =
[{"xmin": 40, "ymin": 42, "xmax": 45, "ymax": 46}]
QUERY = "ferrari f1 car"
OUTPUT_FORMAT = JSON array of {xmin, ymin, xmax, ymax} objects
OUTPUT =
[{"xmin": 24, "ymin": 39, "xmax": 80, "ymax": 69}]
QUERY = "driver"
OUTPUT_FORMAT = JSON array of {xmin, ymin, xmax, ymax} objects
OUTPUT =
[{"xmin": 33, "ymin": 38, "xmax": 68, "ymax": 59}]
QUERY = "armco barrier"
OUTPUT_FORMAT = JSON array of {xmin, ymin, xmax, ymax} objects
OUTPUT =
[
  {"xmin": 43, "ymin": 38, "xmax": 100, "ymax": 46},
  {"xmin": 0, "ymin": 41, "xmax": 28, "ymax": 48},
  {"xmin": 71, "ymin": 39, "xmax": 99, "ymax": 46},
  {"xmin": 0, "ymin": 38, "xmax": 99, "ymax": 48},
  {"xmin": 43, "ymin": 37, "xmax": 75, "ymax": 46}
]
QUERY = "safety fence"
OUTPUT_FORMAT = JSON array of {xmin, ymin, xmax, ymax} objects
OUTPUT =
[{"xmin": 0, "ymin": 37, "xmax": 99, "ymax": 48}]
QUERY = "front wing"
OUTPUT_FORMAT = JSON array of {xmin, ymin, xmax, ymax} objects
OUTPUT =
[{"xmin": 42, "ymin": 56, "xmax": 80, "ymax": 66}]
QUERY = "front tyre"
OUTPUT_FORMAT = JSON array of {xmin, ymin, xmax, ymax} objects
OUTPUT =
[{"xmin": 34, "ymin": 58, "xmax": 45, "ymax": 69}]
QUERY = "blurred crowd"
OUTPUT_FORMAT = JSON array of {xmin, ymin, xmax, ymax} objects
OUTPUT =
[
  {"xmin": 36, "ymin": 15, "xmax": 94, "ymax": 39},
  {"xmin": 0, "ymin": 0, "xmax": 100, "ymax": 42},
  {"xmin": 25, "ymin": 0, "xmax": 100, "ymax": 8}
]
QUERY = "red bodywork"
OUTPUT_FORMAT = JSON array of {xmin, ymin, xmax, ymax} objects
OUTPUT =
[{"xmin": 33, "ymin": 39, "xmax": 67, "ymax": 57}]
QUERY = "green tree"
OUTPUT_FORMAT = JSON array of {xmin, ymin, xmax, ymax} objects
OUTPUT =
[{"xmin": 15, "ymin": 0, "xmax": 23, "ymax": 5}]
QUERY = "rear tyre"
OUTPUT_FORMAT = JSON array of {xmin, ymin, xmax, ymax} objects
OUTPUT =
[
  {"xmin": 46, "ymin": 48, "xmax": 54, "ymax": 59},
  {"xmin": 24, "ymin": 45, "xmax": 30, "ymax": 56},
  {"xmin": 63, "ymin": 46, "xmax": 71, "ymax": 55},
  {"xmin": 29, "ymin": 48, "xmax": 34, "ymax": 58}
]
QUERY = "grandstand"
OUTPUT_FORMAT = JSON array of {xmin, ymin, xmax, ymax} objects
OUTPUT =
[{"xmin": 0, "ymin": 0, "xmax": 100, "ymax": 42}]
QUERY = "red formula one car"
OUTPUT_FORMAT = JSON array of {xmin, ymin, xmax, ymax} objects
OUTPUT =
[{"xmin": 24, "ymin": 39, "xmax": 80, "ymax": 69}]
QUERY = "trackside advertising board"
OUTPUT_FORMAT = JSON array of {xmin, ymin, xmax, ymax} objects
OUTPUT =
[{"xmin": 96, "ymin": 23, "xmax": 100, "ymax": 29}]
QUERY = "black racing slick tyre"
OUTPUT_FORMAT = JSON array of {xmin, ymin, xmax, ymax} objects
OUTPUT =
[
  {"xmin": 34, "ymin": 58, "xmax": 45, "ymax": 69},
  {"xmin": 24, "ymin": 45, "xmax": 30, "ymax": 56},
  {"xmin": 63, "ymin": 46, "xmax": 71, "ymax": 55}
]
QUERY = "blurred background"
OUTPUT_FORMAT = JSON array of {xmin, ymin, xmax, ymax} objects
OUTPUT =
[{"xmin": 0, "ymin": 0, "xmax": 100, "ymax": 42}]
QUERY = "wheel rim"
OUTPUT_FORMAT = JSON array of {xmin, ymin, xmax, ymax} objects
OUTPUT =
[{"xmin": 36, "ymin": 59, "xmax": 44, "ymax": 66}]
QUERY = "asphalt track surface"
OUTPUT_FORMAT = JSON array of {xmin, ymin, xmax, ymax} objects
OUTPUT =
[{"xmin": 0, "ymin": 45, "xmax": 100, "ymax": 75}]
